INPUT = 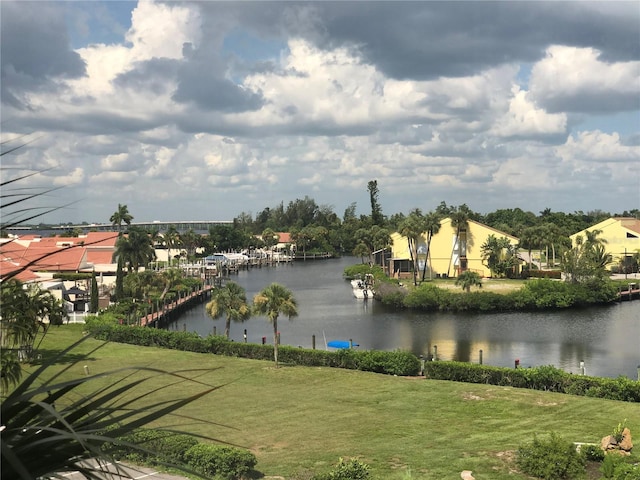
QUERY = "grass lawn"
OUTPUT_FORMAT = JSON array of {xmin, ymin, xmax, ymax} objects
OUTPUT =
[
  {"xmin": 434, "ymin": 278, "xmax": 526, "ymax": 293},
  {"xmin": 21, "ymin": 325, "xmax": 640, "ymax": 479}
]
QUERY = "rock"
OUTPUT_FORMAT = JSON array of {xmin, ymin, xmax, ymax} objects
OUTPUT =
[
  {"xmin": 460, "ymin": 470, "xmax": 475, "ymax": 480},
  {"xmin": 620, "ymin": 427, "xmax": 633, "ymax": 452},
  {"xmin": 601, "ymin": 435, "xmax": 617, "ymax": 450}
]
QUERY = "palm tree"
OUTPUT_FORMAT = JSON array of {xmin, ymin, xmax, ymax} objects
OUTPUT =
[
  {"xmin": 253, "ymin": 283, "xmax": 298, "ymax": 368},
  {"xmin": 109, "ymin": 203, "xmax": 133, "ymax": 232},
  {"xmin": 113, "ymin": 227, "xmax": 156, "ymax": 272},
  {"xmin": 398, "ymin": 208, "xmax": 426, "ymax": 285},
  {"xmin": 163, "ymin": 225, "xmax": 181, "ymax": 264},
  {"xmin": 261, "ymin": 228, "xmax": 279, "ymax": 251},
  {"xmin": 447, "ymin": 205, "xmax": 471, "ymax": 277},
  {"xmin": 206, "ymin": 282, "xmax": 251, "ymax": 338},
  {"xmin": 160, "ymin": 268, "xmax": 183, "ymax": 301},
  {"xmin": 421, "ymin": 211, "xmax": 442, "ymax": 281},
  {"xmin": 455, "ymin": 270, "xmax": 483, "ymax": 293},
  {"xmin": 1, "ymin": 280, "xmax": 67, "ymax": 388}
]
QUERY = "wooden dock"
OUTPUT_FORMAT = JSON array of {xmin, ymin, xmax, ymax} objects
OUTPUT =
[
  {"xmin": 140, "ymin": 285, "xmax": 213, "ymax": 327},
  {"xmin": 618, "ymin": 282, "xmax": 640, "ymax": 301}
]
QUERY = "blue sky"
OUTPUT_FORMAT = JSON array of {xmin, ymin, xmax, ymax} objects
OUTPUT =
[{"xmin": 1, "ymin": 1, "xmax": 638, "ymax": 224}]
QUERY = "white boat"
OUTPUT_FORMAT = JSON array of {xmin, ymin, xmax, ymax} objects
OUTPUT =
[
  {"xmin": 352, "ymin": 273, "xmax": 374, "ymax": 299},
  {"xmin": 353, "ymin": 286, "xmax": 374, "ymax": 299}
]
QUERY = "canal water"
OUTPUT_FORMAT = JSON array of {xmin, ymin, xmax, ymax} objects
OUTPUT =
[{"xmin": 169, "ymin": 256, "xmax": 640, "ymax": 379}]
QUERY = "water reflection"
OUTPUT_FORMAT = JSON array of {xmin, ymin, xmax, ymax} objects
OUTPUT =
[{"xmin": 169, "ymin": 257, "xmax": 639, "ymax": 379}]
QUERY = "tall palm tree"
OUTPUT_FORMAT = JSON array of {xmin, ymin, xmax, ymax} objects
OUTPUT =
[
  {"xmin": 206, "ymin": 282, "xmax": 251, "ymax": 338},
  {"xmin": 421, "ymin": 211, "xmax": 442, "ymax": 281},
  {"xmin": 109, "ymin": 203, "xmax": 133, "ymax": 232},
  {"xmin": 253, "ymin": 283, "xmax": 298, "ymax": 368},
  {"xmin": 447, "ymin": 205, "xmax": 471, "ymax": 277},
  {"xmin": 398, "ymin": 208, "xmax": 426, "ymax": 285},
  {"xmin": 163, "ymin": 225, "xmax": 181, "ymax": 264}
]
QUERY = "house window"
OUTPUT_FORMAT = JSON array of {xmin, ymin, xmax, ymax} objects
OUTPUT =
[{"xmin": 627, "ymin": 232, "xmax": 638, "ymax": 238}]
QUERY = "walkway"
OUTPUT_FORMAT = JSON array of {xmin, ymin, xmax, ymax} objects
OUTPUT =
[{"xmin": 140, "ymin": 286, "xmax": 213, "ymax": 326}]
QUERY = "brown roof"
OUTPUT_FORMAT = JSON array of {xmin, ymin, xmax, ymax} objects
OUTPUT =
[{"xmin": 619, "ymin": 218, "xmax": 640, "ymax": 235}]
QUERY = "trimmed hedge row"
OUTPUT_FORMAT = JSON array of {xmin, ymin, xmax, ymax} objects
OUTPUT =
[
  {"xmin": 105, "ymin": 428, "xmax": 256, "ymax": 479},
  {"xmin": 86, "ymin": 323, "xmax": 638, "ymax": 402},
  {"xmin": 87, "ymin": 323, "xmax": 421, "ymax": 376},
  {"xmin": 424, "ymin": 362, "xmax": 640, "ymax": 402}
]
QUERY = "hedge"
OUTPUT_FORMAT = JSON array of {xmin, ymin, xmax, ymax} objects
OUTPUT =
[
  {"xmin": 423, "ymin": 361, "xmax": 640, "ymax": 402},
  {"xmin": 86, "ymin": 324, "xmax": 638, "ymax": 402},
  {"xmin": 104, "ymin": 428, "xmax": 256, "ymax": 479},
  {"xmin": 87, "ymin": 324, "xmax": 421, "ymax": 376}
]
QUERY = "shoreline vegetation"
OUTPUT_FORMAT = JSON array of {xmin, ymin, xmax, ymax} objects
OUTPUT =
[{"xmin": 344, "ymin": 263, "xmax": 635, "ymax": 312}]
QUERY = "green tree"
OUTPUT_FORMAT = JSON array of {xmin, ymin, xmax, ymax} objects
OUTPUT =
[
  {"xmin": 367, "ymin": 180, "xmax": 384, "ymax": 226},
  {"xmin": 180, "ymin": 229, "xmax": 201, "ymax": 259},
  {"xmin": 455, "ymin": 270, "xmax": 483, "ymax": 293},
  {"xmin": 562, "ymin": 232, "xmax": 612, "ymax": 284},
  {"xmin": 89, "ymin": 272, "xmax": 99, "ymax": 313},
  {"xmin": 163, "ymin": 225, "xmax": 182, "ymax": 263},
  {"xmin": 160, "ymin": 268, "xmax": 183, "ymax": 301},
  {"xmin": 481, "ymin": 235, "xmax": 519, "ymax": 278},
  {"xmin": 447, "ymin": 205, "xmax": 472, "ymax": 277},
  {"xmin": 114, "ymin": 227, "xmax": 156, "ymax": 272},
  {"xmin": 421, "ymin": 211, "xmax": 442, "ymax": 281},
  {"xmin": 109, "ymin": 203, "xmax": 133, "ymax": 232},
  {"xmin": 1, "ymin": 280, "xmax": 67, "ymax": 389},
  {"xmin": 114, "ymin": 255, "xmax": 125, "ymax": 300},
  {"xmin": 399, "ymin": 208, "xmax": 426, "ymax": 285},
  {"xmin": 261, "ymin": 228, "xmax": 279, "ymax": 250},
  {"xmin": 253, "ymin": 283, "xmax": 298, "ymax": 367},
  {"xmin": 206, "ymin": 281, "xmax": 251, "ymax": 338}
]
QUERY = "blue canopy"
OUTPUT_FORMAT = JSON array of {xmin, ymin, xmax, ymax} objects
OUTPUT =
[{"xmin": 327, "ymin": 340, "xmax": 359, "ymax": 349}]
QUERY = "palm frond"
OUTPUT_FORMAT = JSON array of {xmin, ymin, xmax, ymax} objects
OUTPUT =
[{"xmin": 1, "ymin": 335, "xmax": 222, "ymax": 479}]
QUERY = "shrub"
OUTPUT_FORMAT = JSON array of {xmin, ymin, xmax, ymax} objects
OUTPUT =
[
  {"xmin": 516, "ymin": 432, "xmax": 586, "ymax": 479},
  {"xmin": 184, "ymin": 443, "xmax": 256, "ymax": 479},
  {"xmin": 107, "ymin": 429, "xmax": 199, "ymax": 466},
  {"xmin": 422, "ymin": 361, "xmax": 640, "ymax": 402},
  {"xmin": 314, "ymin": 457, "xmax": 370, "ymax": 480},
  {"xmin": 579, "ymin": 444, "xmax": 604, "ymax": 462}
]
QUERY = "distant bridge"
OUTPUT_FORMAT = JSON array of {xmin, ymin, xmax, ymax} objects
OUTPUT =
[{"xmin": 6, "ymin": 220, "xmax": 234, "ymax": 234}]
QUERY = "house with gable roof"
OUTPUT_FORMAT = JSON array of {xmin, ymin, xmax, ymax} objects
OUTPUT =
[
  {"xmin": 390, "ymin": 218, "xmax": 520, "ymax": 279},
  {"xmin": 569, "ymin": 217, "xmax": 640, "ymax": 271}
]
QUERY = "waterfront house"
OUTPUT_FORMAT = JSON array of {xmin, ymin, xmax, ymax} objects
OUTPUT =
[
  {"xmin": 390, "ymin": 218, "xmax": 519, "ymax": 279},
  {"xmin": 570, "ymin": 217, "xmax": 640, "ymax": 272}
]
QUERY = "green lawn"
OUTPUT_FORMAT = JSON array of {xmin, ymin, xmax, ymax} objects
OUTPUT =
[{"xmin": 23, "ymin": 325, "xmax": 640, "ymax": 479}]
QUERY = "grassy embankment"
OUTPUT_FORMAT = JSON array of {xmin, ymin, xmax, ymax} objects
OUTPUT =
[{"xmin": 25, "ymin": 325, "xmax": 639, "ymax": 480}]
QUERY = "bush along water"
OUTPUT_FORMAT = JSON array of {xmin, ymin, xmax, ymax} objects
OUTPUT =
[
  {"xmin": 86, "ymin": 322, "xmax": 638, "ymax": 402},
  {"xmin": 378, "ymin": 278, "xmax": 620, "ymax": 312}
]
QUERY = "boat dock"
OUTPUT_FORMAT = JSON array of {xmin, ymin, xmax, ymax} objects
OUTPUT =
[
  {"xmin": 618, "ymin": 282, "xmax": 640, "ymax": 301},
  {"xmin": 140, "ymin": 285, "xmax": 213, "ymax": 327}
]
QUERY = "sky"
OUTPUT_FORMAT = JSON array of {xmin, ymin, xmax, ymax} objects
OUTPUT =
[{"xmin": 1, "ymin": 1, "xmax": 639, "ymax": 225}]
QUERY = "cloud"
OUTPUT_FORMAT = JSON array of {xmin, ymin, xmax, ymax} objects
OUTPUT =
[
  {"xmin": 529, "ymin": 46, "xmax": 640, "ymax": 113},
  {"xmin": 1, "ymin": 2, "xmax": 86, "ymax": 108},
  {"xmin": 490, "ymin": 86, "xmax": 567, "ymax": 140},
  {"xmin": 1, "ymin": 1, "xmax": 638, "ymax": 222}
]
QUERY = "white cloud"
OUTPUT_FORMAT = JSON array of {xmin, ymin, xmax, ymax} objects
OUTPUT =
[
  {"xmin": 529, "ymin": 45, "xmax": 640, "ymax": 112},
  {"xmin": 490, "ymin": 86, "xmax": 567, "ymax": 138},
  {"xmin": 556, "ymin": 130, "xmax": 640, "ymax": 164}
]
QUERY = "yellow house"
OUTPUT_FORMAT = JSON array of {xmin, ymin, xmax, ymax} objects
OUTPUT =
[
  {"xmin": 390, "ymin": 218, "xmax": 519, "ymax": 278},
  {"xmin": 569, "ymin": 217, "xmax": 640, "ymax": 269}
]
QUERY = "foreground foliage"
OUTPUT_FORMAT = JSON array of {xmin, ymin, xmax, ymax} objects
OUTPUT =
[{"xmin": 1, "ymin": 335, "xmax": 221, "ymax": 479}]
